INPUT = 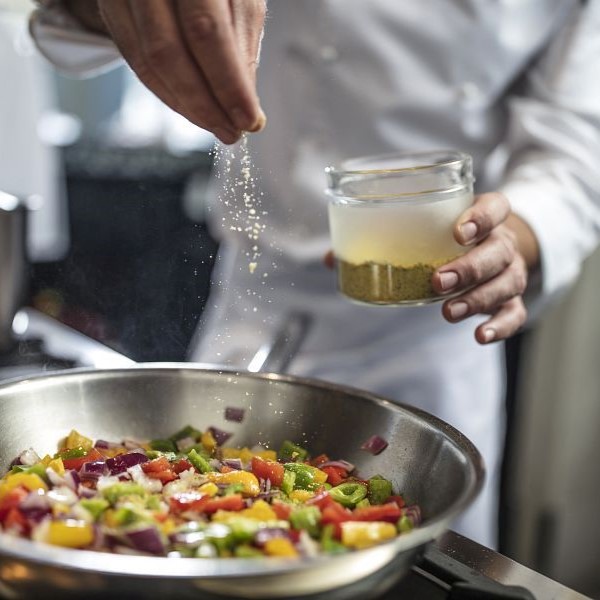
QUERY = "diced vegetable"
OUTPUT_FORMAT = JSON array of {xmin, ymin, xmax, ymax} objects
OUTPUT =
[
  {"xmin": 187, "ymin": 449, "xmax": 215, "ymax": 474},
  {"xmin": 360, "ymin": 435, "xmax": 388, "ymax": 455},
  {"xmin": 340, "ymin": 521, "xmax": 396, "ymax": 549},
  {"xmin": 278, "ymin": 440, "xmax": 308, "ymax": 462},
  {"xmin": 328, "ymin": 482, "xmax": 368, "ymax": 508},
  {"xmin": 367, "ymin": 475, "xmax": 393, "ymax": 505},
  {"xmin": 0, "ymin": 428, "xmax": 420, "ymax": 559},
  {"xmin": 224, "ymin": 407, "xmax": 245, "ymax": 423}
]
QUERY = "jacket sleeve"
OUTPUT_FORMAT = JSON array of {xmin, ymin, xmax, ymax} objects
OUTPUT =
[
  {"xmin": 29, "ymin": 2, "xmax": 122, "ymax": 77},
  {"xmin": 499, "ymin": 0, "xmax": 600, "ymax": 311}
]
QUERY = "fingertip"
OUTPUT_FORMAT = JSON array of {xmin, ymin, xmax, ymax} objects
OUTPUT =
[
  {"xmin": 214, "ymin": 128, "xmax": 243, "ymax": 145},
  {"xmin": 247, "ymin": 108, "xmax": 267, "ymax": 133},
  {"xmin": 457, "ymin": 221, "xmax": 478, "ymax": 245},
  {"xmin": 476, "ymin": 327, "xmax": 497, "ymax": 345}
]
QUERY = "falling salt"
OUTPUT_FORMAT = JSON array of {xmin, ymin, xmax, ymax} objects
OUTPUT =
[{"xmin": 211, "ymin": 133, "xmax": 266, "ymax": 276}]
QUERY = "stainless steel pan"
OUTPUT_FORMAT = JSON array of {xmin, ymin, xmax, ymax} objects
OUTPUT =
[{"xmin": 0, "ymin": 365, "xmax": 484, "ymax": 599}]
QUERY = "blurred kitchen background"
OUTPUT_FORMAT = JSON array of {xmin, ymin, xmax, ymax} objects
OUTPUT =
[{"xmin": 1, "ymin": 1, "xmax": 599, "ymax": 597}]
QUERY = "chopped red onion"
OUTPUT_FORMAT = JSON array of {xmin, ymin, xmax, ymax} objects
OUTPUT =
[
  {"xmin": 224, "ymin": 407, "xmax": 245, "ymax": 423},
  {"xmin": 80, "ymin": 461, "xmax": 106, "ymax": 480},
  {"xmin": 106, "ymin": 452, "xmax": 148, "ymax": 475},
  {"xmin": 319, "ymin": 460, "xmax": 355, "ymax": 472},
  {"xmin": 94, "ymin": 439, "xmax": 121, "ymax": 450},
  {"xmin": 360, "ymin": 435, "xmax": 388, "ymax": 455},
  {"xmin": 126, "ymin": 527, "xmax": 165, "ymax": 555},
  {"xmin": 46, "ymin": 467, "xmax": 78, "ymax": 491},
  {"xmin": 221, "ymin": 458, "xmax": 243, "ymax": 470},
  {"xmin": 208, "ymin": 426, "xmax": 233, "ymax": 446},
  {"xmin": 402, "ymin": 504, "xmax": 422, "ymax": 527}
]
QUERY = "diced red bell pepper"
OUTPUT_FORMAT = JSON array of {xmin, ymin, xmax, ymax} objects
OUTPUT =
[
  {"xmin": 322, "ymin": 466, "xmax": 348, "ymax": 487},
  {"xmin": 220, "ymin": 465, "xmax": 235, "ymax": 473},
  {"xmin": 306, "ymin": 491, "xmax": 333, "ymax": 510},
  {"xmin": 200, "ymin": 494, "xmax": 245, "ymax": 514},
  {"xmin": 351, "ymin": 502, "xmax": 402, "ymax": 523},
  {"xmin": 321, "ymin": 500, "xmax": 353, "ymax": 538},
  {"xmin": 271, "ymin": 502, "xmax": 292, "ymax": 520},
  {"xmin": 251, "ymin": 456, "xmax": 284, "ymax": 487},
  {"xmin": 62, "ymin": 447, "xmax": 105, "ymax": 471},
  {"xmin": 3, "ymin": 507, "xmax": 28, "ymax": 532},
  {"xmin": 169, "ymin": 491, "xmax": 207, "ymax": 513},
  {"xmin": 142, "ymin": 457, "xmax": 177, "ymax": 483},
  {"xmin": 141, "ymin": 456, "xmax": 172, "ymax": 473},
  {"xmin": 387, "ymin": 495, "xmax": 406, "ymax": 509},
  {"xmin": 310, "ymin": 454, "xmax": 330, "ymax": 467},
  {"xmin": 172, "ymin": 458, "xmax": 193, "ymax": 474},
  {"xmin": 0, "ymin": 486, "xmax": 29, "ymax": 522}
]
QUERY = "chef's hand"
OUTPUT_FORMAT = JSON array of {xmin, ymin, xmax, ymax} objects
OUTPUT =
[
  {"xmin": 67, "ymin": 0, "xmax": 267, "ymax": 144},
  {"xmin": 431, "ymin": 192, "xmax": 539, "ymax": 344}
]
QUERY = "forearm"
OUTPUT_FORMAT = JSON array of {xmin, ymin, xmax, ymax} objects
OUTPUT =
[{"xmin": 63, "ymin": 0, "xmax": 108, "ymax": 35}]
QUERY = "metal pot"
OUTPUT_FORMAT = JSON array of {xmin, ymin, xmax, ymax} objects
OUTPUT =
[{"xmin": 0, "ymin": 365, "xmax": 484, "ymax": 599}]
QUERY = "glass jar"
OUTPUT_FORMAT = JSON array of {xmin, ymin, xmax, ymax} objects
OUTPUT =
[{"xmin": 326, "ymin": 150, "xmax": 474, "ymax": 306}]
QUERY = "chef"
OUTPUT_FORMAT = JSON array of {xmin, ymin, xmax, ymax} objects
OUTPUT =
[{"xmin": 29, "ymin": 0, "xmax": 600, "ymax": 548}]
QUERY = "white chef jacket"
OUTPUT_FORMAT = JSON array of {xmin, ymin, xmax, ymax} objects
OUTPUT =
[{"xmin": 30, "ymin": 0, "xmax": 600, "ymax": 549}]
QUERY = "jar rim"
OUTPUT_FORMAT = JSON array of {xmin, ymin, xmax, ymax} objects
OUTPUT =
[
  {"xmin": 325, "ymin": 149, "xmax": 471, "ymax": 177},
  {"xmin": 325, "ymin": 149, "xmax": 473, "ymax": 200}
]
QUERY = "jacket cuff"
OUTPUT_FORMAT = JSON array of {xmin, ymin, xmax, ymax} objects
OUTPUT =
[{"xmin": 29, "ymin": 4, "xmax": 121, "ymax": 77}]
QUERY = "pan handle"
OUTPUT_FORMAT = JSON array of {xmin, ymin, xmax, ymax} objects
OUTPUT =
[
  {"xmin": 11, "ymin": 307, "xmax": 312, "ymax": 373},
  {"xmin": 246, "ymin": 310, "xmax": 312, "ymax": 373},
  {"xmin": 12, "ymin": 308, "xmax": 135, "ymax": 368}
]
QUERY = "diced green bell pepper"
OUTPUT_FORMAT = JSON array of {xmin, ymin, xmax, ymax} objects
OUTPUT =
[
  {"xmin": 397, "ymin": 515, "xmax": 414, "ymax": 534},
  {"xmin": 278, "ymin": 440, "xmax": 308, "ymax": 462},
  {"xmin": 149, "ymin": 439, "xmax": 177, "ymax": 453},
  {"xmin": 80, "ymin": 498, "xmax": 110, "ymax": 520},
  {"xmin": 234, "ymin": 545, "xmax": 264, "ymax": 558},
  {"xmin": 329, "ymin": 481, "xmax": 368, "ymax": 508},
  {"xmin": 281, "ymin": 470, "xmax": 296, "ymax": 496},
  {"xmin": 11, "ymin": 463, "xmax": 48, "ymax": 479},
  {"xmin": 368, "ymin": 475, "xmax": 393, "ymax": 505},
  {"xmin": 355, "ymin": 498, "xmax": 371, "ymax": 509},
  {"xmin": 145, "ymin": 450, "xmax": 178, "ymax": 461},
  {"xmin": 283, "ymin": 463, "xmax": 320, "ymax": 491},
  {"xmin": 57, "ymin": 446, "xmax": 89, "ymax": 460},
  {"xmin": 102, "ymin": 482, "xmax": 146, "ymax": 505},
  {"xmin": 320, "ymin": 524, "xmax": 347, "ymax": 555},
  {"xmin": 112, "ymin": 507, "xmax": 142, "ymax": 526},
  {"xmin": 289, "ymin": 506, "xmax": 321, "ymax": 538},
  {"xmin": 223, "ymin": 483, "xmax": 245, "ymax": 496},
  {"xmin": 169, "ymin": 425, "xmax": 203, "ymax": 442},
  {"xmin": 187, "ymin": 449, "xmax": 215, "ymax": 473}
]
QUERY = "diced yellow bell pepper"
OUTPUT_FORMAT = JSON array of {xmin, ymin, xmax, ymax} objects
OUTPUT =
[
  {"xmin": 61, "ymin": 430, "xmax": 93, "ymax": 451},
  {"xmin": 221, "ymin": 447, "xmax": 277, "ymax": 464},
  {"xmin": 197, "ymin": 482, "xmax": 219, "ymax": 497},
  {"xmin": 340, "ymin": 521, "xmax": 397, "ymax": 549},
  {"xmin": 289, "ymin": 490, "xmax": 315, "ymax": 503},
  {"xmin": 264, "ymin": 538, "xmax": 298, "ymax": 557},
  {"xmin": 254, "ymin": 449, "xmax": 277, "ymax": 462},
  {"xmin": 212, "ymin": 500, "xmax": 278, "ymax": 523},
  {"xmin": 159, "ymin": 517, "xmax": 177, "ymax": 536},
  {"xmin": 46, "ymin": 458, "xmax": 65, "ymax": 475},
  {"xmin": 205, "ymin": 471, "xmax": 260, "ymax": 497},
  {"xmin": 312, "ymin": 468, "xmax": 328, "ymax": 485},
  {"xmin": 47, "ymin": 520, "xmax": 94, "ymax": 548},
  {"xmin": 241, "ymin": 499, "xmax": 277, "ymax": 521},
  {"xmin": 0, "ymin": 473, "xmax": 48, "ymax": 501},
  {"xmin": 201, "ymin": 430, "xmax": 217, "ymax": 455}
]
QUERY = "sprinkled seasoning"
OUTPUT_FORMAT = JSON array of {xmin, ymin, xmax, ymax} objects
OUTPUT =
[{"xmin": 212, "ymin": 133, "xmax": 266, "ymax": 273}]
